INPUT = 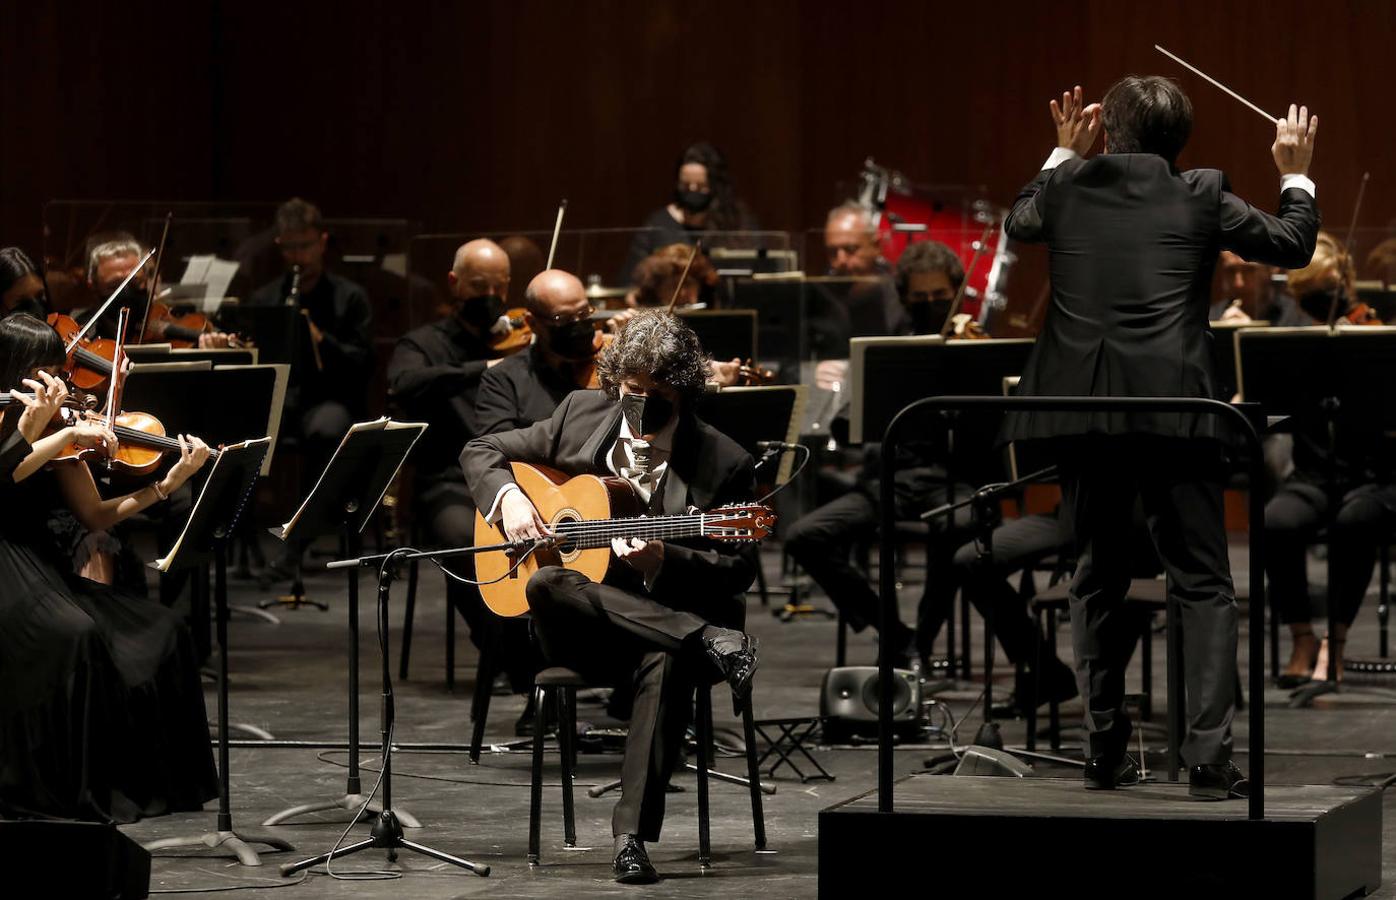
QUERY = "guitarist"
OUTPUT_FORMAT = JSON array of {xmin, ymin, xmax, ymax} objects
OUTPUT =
[{"xmin": 461, "ymin": 310, "xmax": 760, "ymax": 886}]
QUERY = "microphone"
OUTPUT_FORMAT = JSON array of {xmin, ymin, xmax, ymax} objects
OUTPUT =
[{"xmin": 756, "ymin": 440, "xmax": 802, "ymax": 451}]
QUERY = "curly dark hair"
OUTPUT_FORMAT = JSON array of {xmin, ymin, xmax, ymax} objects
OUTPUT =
[
  {"xmin": 595, "ymin": 310, "xmax": 711, "ymax": 403},
  {"xmin": 894, "ymin": 239, "xmax": 965, "ymax": 298}
]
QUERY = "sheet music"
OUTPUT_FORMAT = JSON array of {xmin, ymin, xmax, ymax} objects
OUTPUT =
[
  {"xmin": 153, "ymin": 437, "xmax": 271, "ymax": 573},
  {"xmin": 179, "ymin": 254, "xmax": 241, "ymax": 312}
]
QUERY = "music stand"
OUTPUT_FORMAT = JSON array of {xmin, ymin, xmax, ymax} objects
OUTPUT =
[
  {"xmin": 141, "ymin": 438, "xmax": 294, "ymax": 867},
  {"xmin": 262, "ymin": 418, "xmax": 427, "ymax": 829},
  {"xmin": 679, "ymin": 308, "xmax": 758, "ymax": 363},
  {"xmin": 1237, "ymin": 326, "xmax": 1396, "ymax": 698}
]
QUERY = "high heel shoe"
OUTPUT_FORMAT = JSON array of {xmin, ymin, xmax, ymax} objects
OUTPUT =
[{"xmin": 1275, "ymin": 632, "xmax": 1319, "ymax": 688}]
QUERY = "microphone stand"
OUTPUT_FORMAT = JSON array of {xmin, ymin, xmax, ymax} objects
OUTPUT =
[{"xmin": 281, "ymin": 539, "xmax": 547, "ymax": 878}]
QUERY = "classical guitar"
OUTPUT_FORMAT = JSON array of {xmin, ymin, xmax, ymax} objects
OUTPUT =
[{"xmin": 473, "ymin": 461, "xmax": 775, "ymax": 617}]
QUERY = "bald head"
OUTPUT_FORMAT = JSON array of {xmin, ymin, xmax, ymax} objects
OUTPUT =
[
  {"xmin": 524, "ymin": 269, "xmax": 587, "ymax": 319},
  {"xmin": 448, "ymin": 238, "xmax": 510, "ymax": 303},
  {"xmin": 825, "ymin": 203, "xmax": 881, "ymax": 276}
]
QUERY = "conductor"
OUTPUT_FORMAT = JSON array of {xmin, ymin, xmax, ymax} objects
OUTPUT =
[{"xmin": 1003, "ymin": 77, "xmax": 1319, "ymax": 798}]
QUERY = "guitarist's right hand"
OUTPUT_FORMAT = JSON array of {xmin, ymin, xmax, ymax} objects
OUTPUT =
[{"xmin": 501, "ymin": 487, "xmax": 551, "ymax": 543}]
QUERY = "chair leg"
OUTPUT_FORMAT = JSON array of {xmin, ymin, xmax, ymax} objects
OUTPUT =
[
  {"xmin": 398, "ymin": 559, "xmax": 419, "ymax": 680},
  {"xmin": 1046, "ymin": 608, "xmax": 1060, "ymax": 752},
  {"xmin": 469, "ymin": 651, "xmax": 494, "ymax": 764},
  {"xmin": 557, "ymin": 689, "xmax": 576, "ymax": 848},
  {"xmin": 740, "ymin": 692, "xmax": 767, "ymax": 850},
  {"xmin": 836, "ymin": 612, "xmax": 847, "ymax": 668},
  {"xmin": 983, "ymin": 605, "xmax": 995, "ymax": 723},
  {"xmin": 1026, "ymin": 610, "xmax": 1041, "ymax": 752},
  {"xmin": 1269, "ymin": 587, "xmax": 1281, "ymax": 681},
  {"xmin": 959, "ymin": 592, "xmax": 972, "ymax": 681},
  {"xmin": 528, "ymin": 685, "xmax": 546, "ymax": 865},
  {"xmin": 566, "ymin": 686, "xmax": 579, "ymax": 776},
  {"xmin": 945, "ymin": 593, "xmax": 956, "ymax": 673},
  {"xmin": 695, "ymin": 684, "xmax": 713, "ymax": 869},
  {"xmin": 1140, "ymin": 611, "xmax": 1154, "ymax": 722},
  {"xmin": 445, "ymin": 595, "xmax": 457, "ymax": 693},
  {"xmin": 755, "ymin": 559, "xmax": 770, "ymax": 608}
]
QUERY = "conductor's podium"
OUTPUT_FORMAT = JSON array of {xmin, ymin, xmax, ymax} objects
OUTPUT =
[{"xmin": 819, "ymin": 775, "xmax": 1381, "ymax": 899}]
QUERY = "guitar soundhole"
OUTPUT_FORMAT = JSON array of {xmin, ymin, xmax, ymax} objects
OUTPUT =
[{"xmin": 552, "ymin": 510, "xmax": 581, "ymax": 560}]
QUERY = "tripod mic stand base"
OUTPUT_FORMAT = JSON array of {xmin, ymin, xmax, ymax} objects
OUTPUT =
[
  {"xmin": 279, "ymin": 810, "xmax": 488, "ymax": 877},
  {"xmin": 145, "ymin": 828, "xmax": 296, "ymax": 868},
  {"xmin": 262, "ymin": 793, "xmax": 421, "ymax": 828}
]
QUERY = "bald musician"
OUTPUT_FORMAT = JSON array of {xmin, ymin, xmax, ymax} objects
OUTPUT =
[{"xmin": 388, "ymin": 239, "xmax": 536, "ymax": 704}]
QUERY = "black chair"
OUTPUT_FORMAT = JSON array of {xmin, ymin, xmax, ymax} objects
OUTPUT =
[
  {"xmin": 526, "ymin": 666, "xmax": 767, "ymax": 869},
  {"xmin": 1025, "ymin": 579, "xmax": 1185, "ymax": 780}
]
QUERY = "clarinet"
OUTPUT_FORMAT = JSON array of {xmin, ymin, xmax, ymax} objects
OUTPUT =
[{"xmin": 284, "ymin": 264, "xmax": 302, "ymax": 307}]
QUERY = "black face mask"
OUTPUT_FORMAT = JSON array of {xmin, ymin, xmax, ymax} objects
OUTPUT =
[
  {"xmin": 906, "ymin": 300, "xmax": 949, "ymax": 336},
  {"xmin": 620, "ymin": 392, "xmax": 675, "ymax": 437},
  {"xmin": 1298, "ymin": 287, "xmax": 1345, "ymax": 323},
  {"xmin": 105, "ymin": 283, "xmax": 149, "ymax": 315},
  {"xmin": 547, "ymin": 320, "xmax": 598, "ymax": 360},
  {"xmin": 459, "ymin": 294, "xmax": 504, "ymax": 330},
  {"xmin": 674, "ymin": 188, "xmax": 713, "ymax": 214}
]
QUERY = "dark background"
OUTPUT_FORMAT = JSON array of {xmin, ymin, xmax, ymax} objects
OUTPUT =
[{"xmin": 2, "ymin": 1, "xmax": 1389, "ymax": 262}]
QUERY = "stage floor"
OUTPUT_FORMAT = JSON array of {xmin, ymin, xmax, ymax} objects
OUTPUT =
[{"xmin": 115, "ymin": 540, "xmax": 1396, "ymax": 898}]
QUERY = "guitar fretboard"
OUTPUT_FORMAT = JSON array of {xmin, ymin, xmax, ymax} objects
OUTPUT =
[{"xmin": 551, "ymin": 514, "xmax": 743, "ymax": 549}]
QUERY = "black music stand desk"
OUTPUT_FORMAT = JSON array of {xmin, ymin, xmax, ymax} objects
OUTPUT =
[
  {"xmin": 261, "ymin": 418, "xmax": 427, "ymax": 829},
  {"xmin": 142, "ymin": 438, "xmax": 293, "ymax": 867}
]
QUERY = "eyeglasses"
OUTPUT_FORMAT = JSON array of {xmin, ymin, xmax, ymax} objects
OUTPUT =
[
  {"xmin": 278, "ymin": 238, "xmax": 319, "ymax": 253},
  {"xmin": 536, "ymin": 305, "xmax": 596, "ymax": 327}
]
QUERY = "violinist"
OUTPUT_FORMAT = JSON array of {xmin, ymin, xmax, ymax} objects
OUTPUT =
[
  {"xmin": 387, "ymin": 238, "xmax": 537, "ymax": 707},
  {"xmin": 1264, "ymin": 230, "xmax": 1394, "ymax": 687},
  {"xmin": 0, "ymin": 247, "xmax": 50, "ymax": 320},
  {"xmin": 0, "ymin": 313, "xmax": 216, "ymax": 821},
  {"xmin": 83, "ymin": 235, "xmax": 233, "ymax": 348}
]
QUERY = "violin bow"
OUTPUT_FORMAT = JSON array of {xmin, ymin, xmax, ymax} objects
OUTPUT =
[
  {"xmin": 1154, "ymin": 45, "xmax": 1277, "ymax": 124},
  {"xmin": 667, "ymin": 240, "xmax": 702, "ymax": 312},
  {"xmin": 65, "ymin": 248, "xmax": 156, "ymax": 354},
  {"xmin": 938, "ymin": 223, "xmax": 996, "ymax": 338},
  {"xmin": 137, "ymin": 211, "xmax": 173, "ymax": 343},
  {"xmin": 545, "ymin": 198, "xmax": 568, "ymax": 269}
]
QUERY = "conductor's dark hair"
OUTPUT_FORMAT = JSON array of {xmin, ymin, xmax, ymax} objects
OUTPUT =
[
  {"xmin": 894, "ymin": 240, "xmax": 964, "ymax": 298},
  {"xmin": 595, "ymin": 310, "xmax": 711, "ymax": 404},
  {"xmin": 0, "ymin": 247, "xmax": 42, "ymax": 299},
  {"xmin": 1102, "ymin": 75, "xmax": 1193, "ymax": 165},
  {"xmin": 0, "ymin": 312, "xmax": 65, "ymax": 393},
  {"xmin": 274, "ymin": 197, "xmax": 325, "ymax": 235}
]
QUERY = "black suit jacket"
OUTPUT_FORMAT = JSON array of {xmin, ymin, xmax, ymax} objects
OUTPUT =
[
  {"xmin": 1002, "ymin": 153, "xmax": 1319, "ymax": 441},
  {"xmin": 461, "ymin": 389, "xmax": 758, "ymax": 608},
  {"xmin": 474, "ymin": 344, "xmax": 581, "ymax": 437}
]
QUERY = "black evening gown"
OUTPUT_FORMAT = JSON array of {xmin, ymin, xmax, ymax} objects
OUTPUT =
[{"xmin": 0, "ymin": 428, "xmax": 217, "ymax": 822}]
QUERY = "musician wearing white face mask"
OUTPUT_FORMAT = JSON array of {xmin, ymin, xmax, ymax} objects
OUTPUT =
[{"xmin": 460, "ymin": 310, "xmax": 760, "ymax": 885}]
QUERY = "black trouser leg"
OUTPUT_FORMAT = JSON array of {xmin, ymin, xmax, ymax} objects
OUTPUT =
[{"xmin": 784, "ymin": 491, "xmax": 890, "ymax": 632}]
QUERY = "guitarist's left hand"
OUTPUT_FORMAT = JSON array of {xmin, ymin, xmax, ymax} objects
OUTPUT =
[{"xmin": 613, "ymin": 537, "xmax": 664, "ymax": 583}]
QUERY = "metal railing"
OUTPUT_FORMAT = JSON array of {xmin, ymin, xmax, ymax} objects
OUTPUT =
[{"xmin": 877, "ymin": 395, "xmax": 1267, "ymax": 820}]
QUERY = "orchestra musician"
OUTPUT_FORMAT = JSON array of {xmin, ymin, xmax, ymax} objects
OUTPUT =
[
  {"xmin": 1263, "ymin": 231, "xmax": 1395, "ymax": 687},
  {"xmin": 0, "ymin": 247, "xmax": 50, "ymax": 320},
  {"xmin": 387, "ymin": 238, "xmax": 536, "ymax": 717},
  {"xmin": 1209, "ymin": 250, "xmax": 1305, "ymax": 325},
  {"xmin": 619, "ymin": 141, "xmax": 757, "ymax": 284},
  {"xmin": 462, "ymin": 311, "xmax": 760, "ymax": 885},
  {"xmin": 83, "ymin": 235, "xmax": 233, "ymax": 348},
  {"xmin": 0, "ymin": 313, "xmax": 215, "ymax": 821},
  {"xmin": 784, "ymin": 239, "xmax": 975, "ymax": 670},
  {"xmin": 1002, "ymin": 78, "xmax": 1318, "ymax": 798}
]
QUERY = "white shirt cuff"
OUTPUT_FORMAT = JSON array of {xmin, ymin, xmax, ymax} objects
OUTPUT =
[
  {"xmin": 1280, "ymin": 173, "xmax": 1316, "ymax": 198},
  {"xmin": 1043, "ymin": 147, "xmax": 1080, "ymax": 170},
  {"xmin": 485, "ymin": 483, "xmax": 519, "ymax": 524}
]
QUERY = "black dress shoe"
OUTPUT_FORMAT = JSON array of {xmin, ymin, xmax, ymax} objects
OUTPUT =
[
  {"xmin": 1275, "ymin": 672, "xmax": 1312, "ymax": 689},
  {"xmin": 700, "ymin": 628, "xmax": 760, "ymax": 697},
  {"xmin": 612, "ymin": 834, "xmax": 659, "ymax": 885},
  {"xmin": 1189, "ymin": 761, "xmax": 1249, "ymax": 800},
  {"xmin": 1083, "ymin": 754, "xmax": 1141, "ymax": 790}
]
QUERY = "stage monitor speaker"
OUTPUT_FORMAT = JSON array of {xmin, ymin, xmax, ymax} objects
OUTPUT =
[
  {"xmin": 953, "ymin": 745, "xmax": 1034, "ymax": 778},
  {"xmin": 0, "ymin": 820, "xmax": 151, "ymax": 898},
  {"xmin": 820, "ymin": 666, "xmax": 921, "ymax": 740}
]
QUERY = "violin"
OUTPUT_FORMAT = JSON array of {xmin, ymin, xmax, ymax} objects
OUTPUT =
[
  {"xmin": 47, "ymin": 313, "xmax": 117, "ymax": 391},
  {"xmin": 143, "ymin": 299, "xmax": 250, "ymax": 348},
  {"xmin": 50, "ymin": 407, "xmax": 220, "ymax": 477},
  {"xmin": 489, "ymin": 307, "xmax": 532, "ymax": 355}
]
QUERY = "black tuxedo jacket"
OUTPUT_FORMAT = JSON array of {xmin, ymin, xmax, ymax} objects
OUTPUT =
[
  {"xmin": 1002, "ymin": 153, "xmax": 1319, "ymax": 441},
  {"xmin": 460, "ymin": 389, "xmax": 758, "ymax": 607}
]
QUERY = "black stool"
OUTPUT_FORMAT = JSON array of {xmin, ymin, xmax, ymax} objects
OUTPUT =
[
  {"xmin": 1026, "ymin": 579, "xmax": 1184, "ymax": 780},
  {"xmin": 527, "ymin": 666, "xmax": 767, "ymax": 869}
]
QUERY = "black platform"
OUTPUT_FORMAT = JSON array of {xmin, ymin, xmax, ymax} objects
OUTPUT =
[{"xmin": 820, "ymin": 775, "xmax": 1383, "ymax": 899}]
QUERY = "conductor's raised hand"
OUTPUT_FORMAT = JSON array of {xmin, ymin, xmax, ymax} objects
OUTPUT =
[
  {"xmin": 1272, "ymin": 103, "xmax": 1317, "ymax": 177},
  {"xmin": 1051, "ymin": 85, "xmax": 1102, "ymax": 156},
  {"xmin": 501, "ymin": 488, "xmax": 551, "ymax": 543}
]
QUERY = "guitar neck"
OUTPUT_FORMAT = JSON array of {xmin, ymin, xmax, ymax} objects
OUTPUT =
[{"xmin": 552, "ymin": 513, "xmax": 711, "ymax": 550}]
